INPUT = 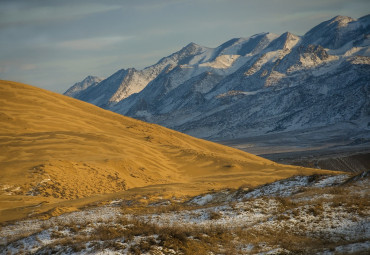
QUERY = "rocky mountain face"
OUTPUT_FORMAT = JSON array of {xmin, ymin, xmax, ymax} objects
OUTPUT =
[{"xmin": 65, "ymin": 15, "xmax": 370, "ymax": 141}]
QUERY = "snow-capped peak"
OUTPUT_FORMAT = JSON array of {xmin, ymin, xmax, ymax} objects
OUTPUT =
[
  {"xmin": 302, "ymin": 15, "xmax": 369, "ymax": 49},
  {"xmin": 329, "ymin": 15, "xmax": 355, "ymax": 27},
  {"xmin": 64, "ymin": 75, "xmax": 103, "ymax": 97},
  {"xmin": 266, "ymin": 32, "xmax": 301, "ymax": 51}
]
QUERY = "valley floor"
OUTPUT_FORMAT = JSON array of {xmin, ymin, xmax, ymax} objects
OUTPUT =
[
  {"xmin": 218, "ymin": 125, "xmax": 370, "ymax": 173},
  {"xmin": 1, "ymin": 172, "xmax": 369, "ymax": 254}
]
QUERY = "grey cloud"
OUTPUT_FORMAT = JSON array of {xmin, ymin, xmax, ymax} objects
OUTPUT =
[
  {"xmin": 0, "ymin": 0, "xmax": 122, "ymax": 27},
  {"xmin": 55, "ymin": 36, "xmax": 135, "ymax": 51}
]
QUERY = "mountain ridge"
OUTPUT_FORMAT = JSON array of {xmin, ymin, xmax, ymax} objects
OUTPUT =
[{"xmin": 65, "ymin": 15, "xmax": 370, "ymax": 141}]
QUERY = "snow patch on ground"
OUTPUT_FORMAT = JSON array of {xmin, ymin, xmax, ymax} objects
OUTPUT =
[{"xmin": 1, "ymin": 173, "xmax": 369, "ymax": 254}]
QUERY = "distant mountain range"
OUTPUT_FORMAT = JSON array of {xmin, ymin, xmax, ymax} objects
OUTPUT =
[{"xmin": 65, "ymin": 15, "xmax": 370, "ymax": 141}]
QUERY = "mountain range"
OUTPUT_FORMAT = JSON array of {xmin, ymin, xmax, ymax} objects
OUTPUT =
[
  {"xmin": 65, "ymin": 15, "xmax": 370, "ymax": 142},
  {"xmin": 1, "ymin": 14, "xmax": 369, "ymax": 254}
]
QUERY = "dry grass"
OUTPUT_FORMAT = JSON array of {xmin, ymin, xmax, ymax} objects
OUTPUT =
[
  {"xmin": 121, "ymin": 203, "xmax": 191, "ymax": 215},
  {"xmin": 30, "ymin": 216, "xmax": 241, "ymax": 254},
  {"xmin": 2, "ymin": 173, "xmax": 368, "ymax": 254},
  {"xmin": 43, "ymin": 210, "xmax": 356, "ymax": 254},
  {"xmin": 276, "ymin": 196, "xmax": 297, "ymax": 210},
  {"xmin": 209, "ymin": 211, "xmax": 223, "ymax": 220}
]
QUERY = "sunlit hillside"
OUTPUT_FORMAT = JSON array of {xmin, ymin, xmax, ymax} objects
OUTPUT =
[{"xmin": 0, "ymin": 80, "xmax": 334, "ymax": 222}]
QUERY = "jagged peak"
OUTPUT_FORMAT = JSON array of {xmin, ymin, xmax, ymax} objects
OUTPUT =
[
  {"xmin": 330, "ymin": 15, "xmax": 354, "ymax": 22},
  {"xmin": 64, "ymin": 75, "xmax": 103, "ymax": 96},
  {"xmin": 216, "ymin": 38, "xmax": 243, "ymax": 50},
  {"xmin": 126, "ymin": 67, "xmax": 137, "ymax": 73},
  {"xmin": 153, "ymin": 42, "xmax": 207, "ymax": 68},
  {"xmin": 250, "ymin": 32, "xmax": 269, "ymax": 38},
  {"xmin": 301, "ymin": 15, "xmax": 366, "ymax": 49},
  {"xmin": 254, "ymin": 32, "xmax": 279, "ymax": 40},
  {"xmin": 266, "ymin": 31, "xmax": 300, "ymax": 51},
  {"xmin": 282, "ymin": 32, "xmax": 300, "ymax": 49},
  {"xmin": 358, "ymin": 14, "xmax": 370, "ymax": 27},
  {"xmin": 304, "ymin": 15, "xmax": 354, "ymax": 36},
  {"xmin": 358, "ymin": 14, "xmax": 370, "ymax": 22},
  {"xmin": 281, "ymin": 32, "xmax": 294, "ymax": 38},
  {"xmin": 112, "ymin": 68, "xmax": 127, "ymax": 75},
  {"xmin": 279, "ymin": 31, "xmax": 300, "ymax": 41},
  {"xmin": 100, "ymin": 69, "xmax": 129, "ymax": 84},
  {"xmin": 82, "ymin": 75, "xmax": 103, "ymax": 82},
  {"xmin": 185, "ymin": 42, "xmax": 200, "ymax": 48},
  {"xmin": 328, "ymin": 15, "xmax": 355, "ymax": 27},
  {"xmin": 180, "ymin": 42, "xmax": 206, "ymax": 53}
]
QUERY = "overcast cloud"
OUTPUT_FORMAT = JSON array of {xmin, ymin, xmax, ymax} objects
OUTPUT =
[{"xmin": 0, "ymin": 0, "xmax": 369, "ymax": 93}]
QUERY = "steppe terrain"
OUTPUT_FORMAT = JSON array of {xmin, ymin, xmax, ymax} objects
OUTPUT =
[{"xmin": 0, "ymin": 80, "xmax": 334, "ymax": 224}]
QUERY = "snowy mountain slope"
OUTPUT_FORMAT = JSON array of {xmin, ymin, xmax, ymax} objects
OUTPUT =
[
  {"xmin": 65, "ymin": 15, "xmax": 370, "ymax": 141},
  {"xmin": 177, "ymin": 56, "xmax": 370, "ymax": 139},
  {"xmin": 68, "ymin": 42, "xmax": 213, "ymax": 107},
  {"xmin": 73, "ymin": 68, "xmax": 152, "ymax": 107},
  {"xmin": 64, "ymin": 75, "xmax": 103, "ymax": 98},
  {"xmin": 303, "ymin": 15, "xmax": 370, "ymax": 50},
  {"xmin": 65, "ymin": 32, "xmax": 279, "ymax": 109}
]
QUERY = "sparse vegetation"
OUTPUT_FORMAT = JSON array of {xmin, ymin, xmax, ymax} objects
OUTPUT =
[
  {"xmin": 1, "ymin": 173, "xmax": 369, "ymax": 254},
  {"xmin": 209, "ymin": 211, "xmax": 222, "ymax": 220}
]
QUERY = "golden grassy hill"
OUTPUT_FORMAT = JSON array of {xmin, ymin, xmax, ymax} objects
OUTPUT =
[{"xmin": 0, "ymin": 80, "xmax": 334, "ymax": 222}]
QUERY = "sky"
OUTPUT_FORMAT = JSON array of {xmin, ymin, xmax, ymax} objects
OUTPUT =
[{"xmin": 0, "ymin": 0, "xmax": 369, "ymax": 93}]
